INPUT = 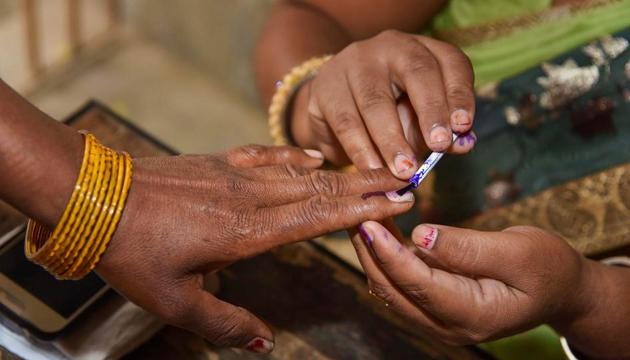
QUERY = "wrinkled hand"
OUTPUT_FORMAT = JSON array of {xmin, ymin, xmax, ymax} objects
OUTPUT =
[
  {"xmin": 352, "ymin": 222, "xmax": 594, "ymax": 345},
  {"xmin": 96, "ymin": 145, "xmax": 414, "ymax": 353},
  {"xmin": 292, "ymin": 30, "xmax": 477, "ymax": 178}
]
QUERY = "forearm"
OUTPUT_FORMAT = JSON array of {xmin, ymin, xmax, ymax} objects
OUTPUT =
[
  {"xmin": 554, "ymin": 260, "xmax": 630, "ymax": 359},
  {"xmin": 0, "ymin": 80, "xmax": 83, "ymax": 228},
  {"xmin": 254, "ymin": 1, "xmax": 352, "ymax": 106}
]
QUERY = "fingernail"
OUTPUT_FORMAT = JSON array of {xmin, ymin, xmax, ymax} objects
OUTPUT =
[
  {"xmin": 451, "ymin": 109, "xmax": 471, "ymax": 126},
  {"xmin": 359, "ymin": 223, "xmax": 374, "ymax": 248},
  {"xmin": 386, "ymin": 190, "xmax": 415, "ymax": 203},
  {"xmin": 303, "ymin": 149, "xmax": 324, "ymax": 159},
  {"xmin": 245, "ymin": 337, "xmax": 274, "ymax": 354},
  {"xmin": 413, "ymin": 225, "xmax": 438, "ymax": 250},
  {"xmin": 394, "ymin": 153, "xmax": 417, "ymax": 175},
  {"xmin": 429, "ymin": 125, "xmax": 450, "ymax": 145}
]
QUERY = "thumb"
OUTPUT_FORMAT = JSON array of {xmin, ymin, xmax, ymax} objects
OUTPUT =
[
  {"xmin": 184, "ymin": 289, "xmax": 274, "ymax": 354},
  {"xmin": 411, "ymin": 224, "xmax": 519, "ymax": 281}
]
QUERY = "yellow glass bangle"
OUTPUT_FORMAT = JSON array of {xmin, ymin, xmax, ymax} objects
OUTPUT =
[
  {"xmin": 51, "ymin": 147, "xmax": 115, "ymax": 274},
  {"xmin": 65, "ymin": 151, "xmax": 126, "ymax": 277},
  {"xmin": 44, "ymin": 141, "xmax": 106, "ymax": 269},
  {"xmin": 57, "ymin": 148, "xmax": 118, "ymax": 277},
  {"xmin": 26, "ymin": 134, "xmax": 134, "ymax": 280},
  {"xmin": 85, "ymin": 152, "xmax": 133, "ymax": 275},
  {"xmin": 268, "ymin": 55, "xmax": 332, "ymax": 146},
  {"xmin": 71, "ymin": 152, "xmax": 132, "ymax": 278},
  {"xmin": 29, "ymin": 134, "xmax": 98, "ymax": 265},
  {"xmin": 26, "ymin": 134, "xmax": 93, "ymax": 258}
]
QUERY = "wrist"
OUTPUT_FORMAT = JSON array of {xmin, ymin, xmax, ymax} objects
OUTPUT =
[
  {"xmin": 550, "ymin": 258, "xmax": 603, "ymax": 332},
  {"xmin": 552, "ymin": 259, "xmax": 630, "ymax": 358},
  {"xmin": 0, "ymin": 106, "xmax": 84, "ymax": 228},
  {"xmin": 37, "ymin": 129, "xmax": 85, "ymax": 227}
]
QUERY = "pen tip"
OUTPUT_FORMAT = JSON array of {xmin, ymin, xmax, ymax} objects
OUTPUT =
[{"xmin": 396, "ymin": 183, "xmax": 416, "ymax": 196}]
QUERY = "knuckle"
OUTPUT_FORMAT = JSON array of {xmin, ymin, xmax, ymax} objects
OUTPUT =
[
  {"xmin": 282, "ymin": 163, "xmax": 303, "ymax": 178},
  {"xmin": 401, "ymin": 284, "xmax": 432, "ymax": 306},
  {"xmin": 309, "ymin": 170, "xmax": 346, "ymax": 195},
  {"xmin": 227, "ymin": 178, "xmax": 249, "ymax": 194},
  {"xmin": 356, "ymin": 85, "xmax": 393, "ymax": 111},
  {"xmin": 227, "ymin": 144, "xmax": 268, "ymax": 165},
  {"xmin": 214, "ymin": 210, "xmax": 256, "ymax": 256},
  {"xmin": 422, "ymin": 97, "xmax": 449, "ymax": 114},
  {"xmin": 446, "ymin": 85, "xmax": 473, "ymax": 104},
  {"xmin": 332, "ymin": 110, "xmax": 361, "ymax": 136},
  {"xmin": 304, "ymin": 194, "xmax": 339, "ymax": 222},
  {"xmin": 344, "ymin": 41, "xmax": 363, "ymax": 56},
  {"xmin": 377, "ymin": 29, "xmax": 402, "ymax": 41},
  {"xmin": 307, "ymin": 98, "xmax": 323, "ymax": 119},
  {"xmin": 447, "ymin": 44, "xmax": 473, "ymax": 66},
  {"xmin": 239, "ymin": 144, "xmax": 268, "ymax": 159},
  {"xmin": 404, "ymin": 47, "xmax": 438, "ymax": 74},
  {"xmin": 207, "ymin": 307, "xmax": 249, "ymax": 346},
  {"xmin": 369, "ymin": 282, "xmax": 397, "ymax": 305},
  {"xmin": 450, "ymin": 236, "xmax": 481, "ymax": 269}
]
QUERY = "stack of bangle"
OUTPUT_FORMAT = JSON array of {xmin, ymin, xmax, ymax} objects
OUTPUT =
[
  {"xmin": 25, "ymin": 133, "xmax": 133, "ymax": 280},
  {"xmin": 268, "ymin": 55, "xmax": 332, "ymax": 146}
]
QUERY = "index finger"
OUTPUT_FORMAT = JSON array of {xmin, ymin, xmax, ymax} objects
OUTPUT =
[{"xmin": 241, "ymin": 192, "xmax": 415, "ymax": 257}]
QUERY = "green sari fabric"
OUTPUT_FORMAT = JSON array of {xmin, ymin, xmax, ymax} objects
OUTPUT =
[
  {"xmin": 433, "ymin": 0, "xmax": 551, "ymax": 29},
  {"xmin": 432, "ymin": 0, "xmax": 630, "ymax": 87}
]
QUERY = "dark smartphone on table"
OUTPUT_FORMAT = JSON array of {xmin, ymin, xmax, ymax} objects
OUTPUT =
[{"xmin": 0, "ymin": 226, "xmax": 109, "ymax": 340}]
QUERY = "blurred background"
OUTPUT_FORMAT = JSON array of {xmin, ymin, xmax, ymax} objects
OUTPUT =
[{"xmin": 0, "ymin": 0, "xmax": 274, "ymax": 154}]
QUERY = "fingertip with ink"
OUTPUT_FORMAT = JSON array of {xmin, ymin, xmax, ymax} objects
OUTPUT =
[
  {"xmin": 386, "ymin": 190, "xmax": 415, "ymax": 203},
  {"xmin": 360, "ymin": 221, "xmax": 393, "ymax": 246},
  {"xmin": 245, "ymin": 337, "xmax": 274, "ymax": 354},
  {"xmin": 412, "ymin": 224, "xmax": 438, "ymax": 250},
  {"xmin": 451, "ymin": 131, "xmax": 476, "ymax": 153},
  {"xmin": 393, "ymin": 152, "xmax": 418, "ymax": 178},
  {"xmin": 359, "ymin": 223, "xmax": 374, "ymax": 249}
]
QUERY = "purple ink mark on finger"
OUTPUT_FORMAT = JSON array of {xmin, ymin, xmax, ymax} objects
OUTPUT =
[
  {"xmin": 458, "ymin": 137, "xmax": 465, "ymax": 146},
  {"xmin": 361, "ymin": 191, "xmax": 386, "ymax": 200},
  {"xmin": 359, "ymin": 224, "xmax": 373, "ymax": 247}
]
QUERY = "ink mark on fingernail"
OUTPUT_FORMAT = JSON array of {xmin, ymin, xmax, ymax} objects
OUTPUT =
[
  {"xmin": 418, "ymin": 226, "xmax": 438, "ymax": 249},
  {"xmin": 386, "ymin": 190, "xmax": 414, "ymax": 202},
  {"xmin": 361, "ymin": 191, "xmax": 386, "ymax": 200},
  {"xmin": 246, "ymin": 337, "xmax": 274, "ymax": 353}
]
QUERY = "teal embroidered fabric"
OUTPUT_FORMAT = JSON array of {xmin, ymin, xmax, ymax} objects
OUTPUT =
[{"xmin": 434, "ymin": 27, "xmax": 630, "ymax": 224}]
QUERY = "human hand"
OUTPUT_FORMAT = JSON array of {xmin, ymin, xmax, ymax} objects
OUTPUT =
[
  {"xmin": 291, "ymin": 30, "xmax": 477, "ymax": 178},
  {"xmin": 351, "ymin": 222, "xmax": 596, "ymax": 345},
  {"xmin": 95, "ymin": 145, "xmax": 413, "ymax": 353}
]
